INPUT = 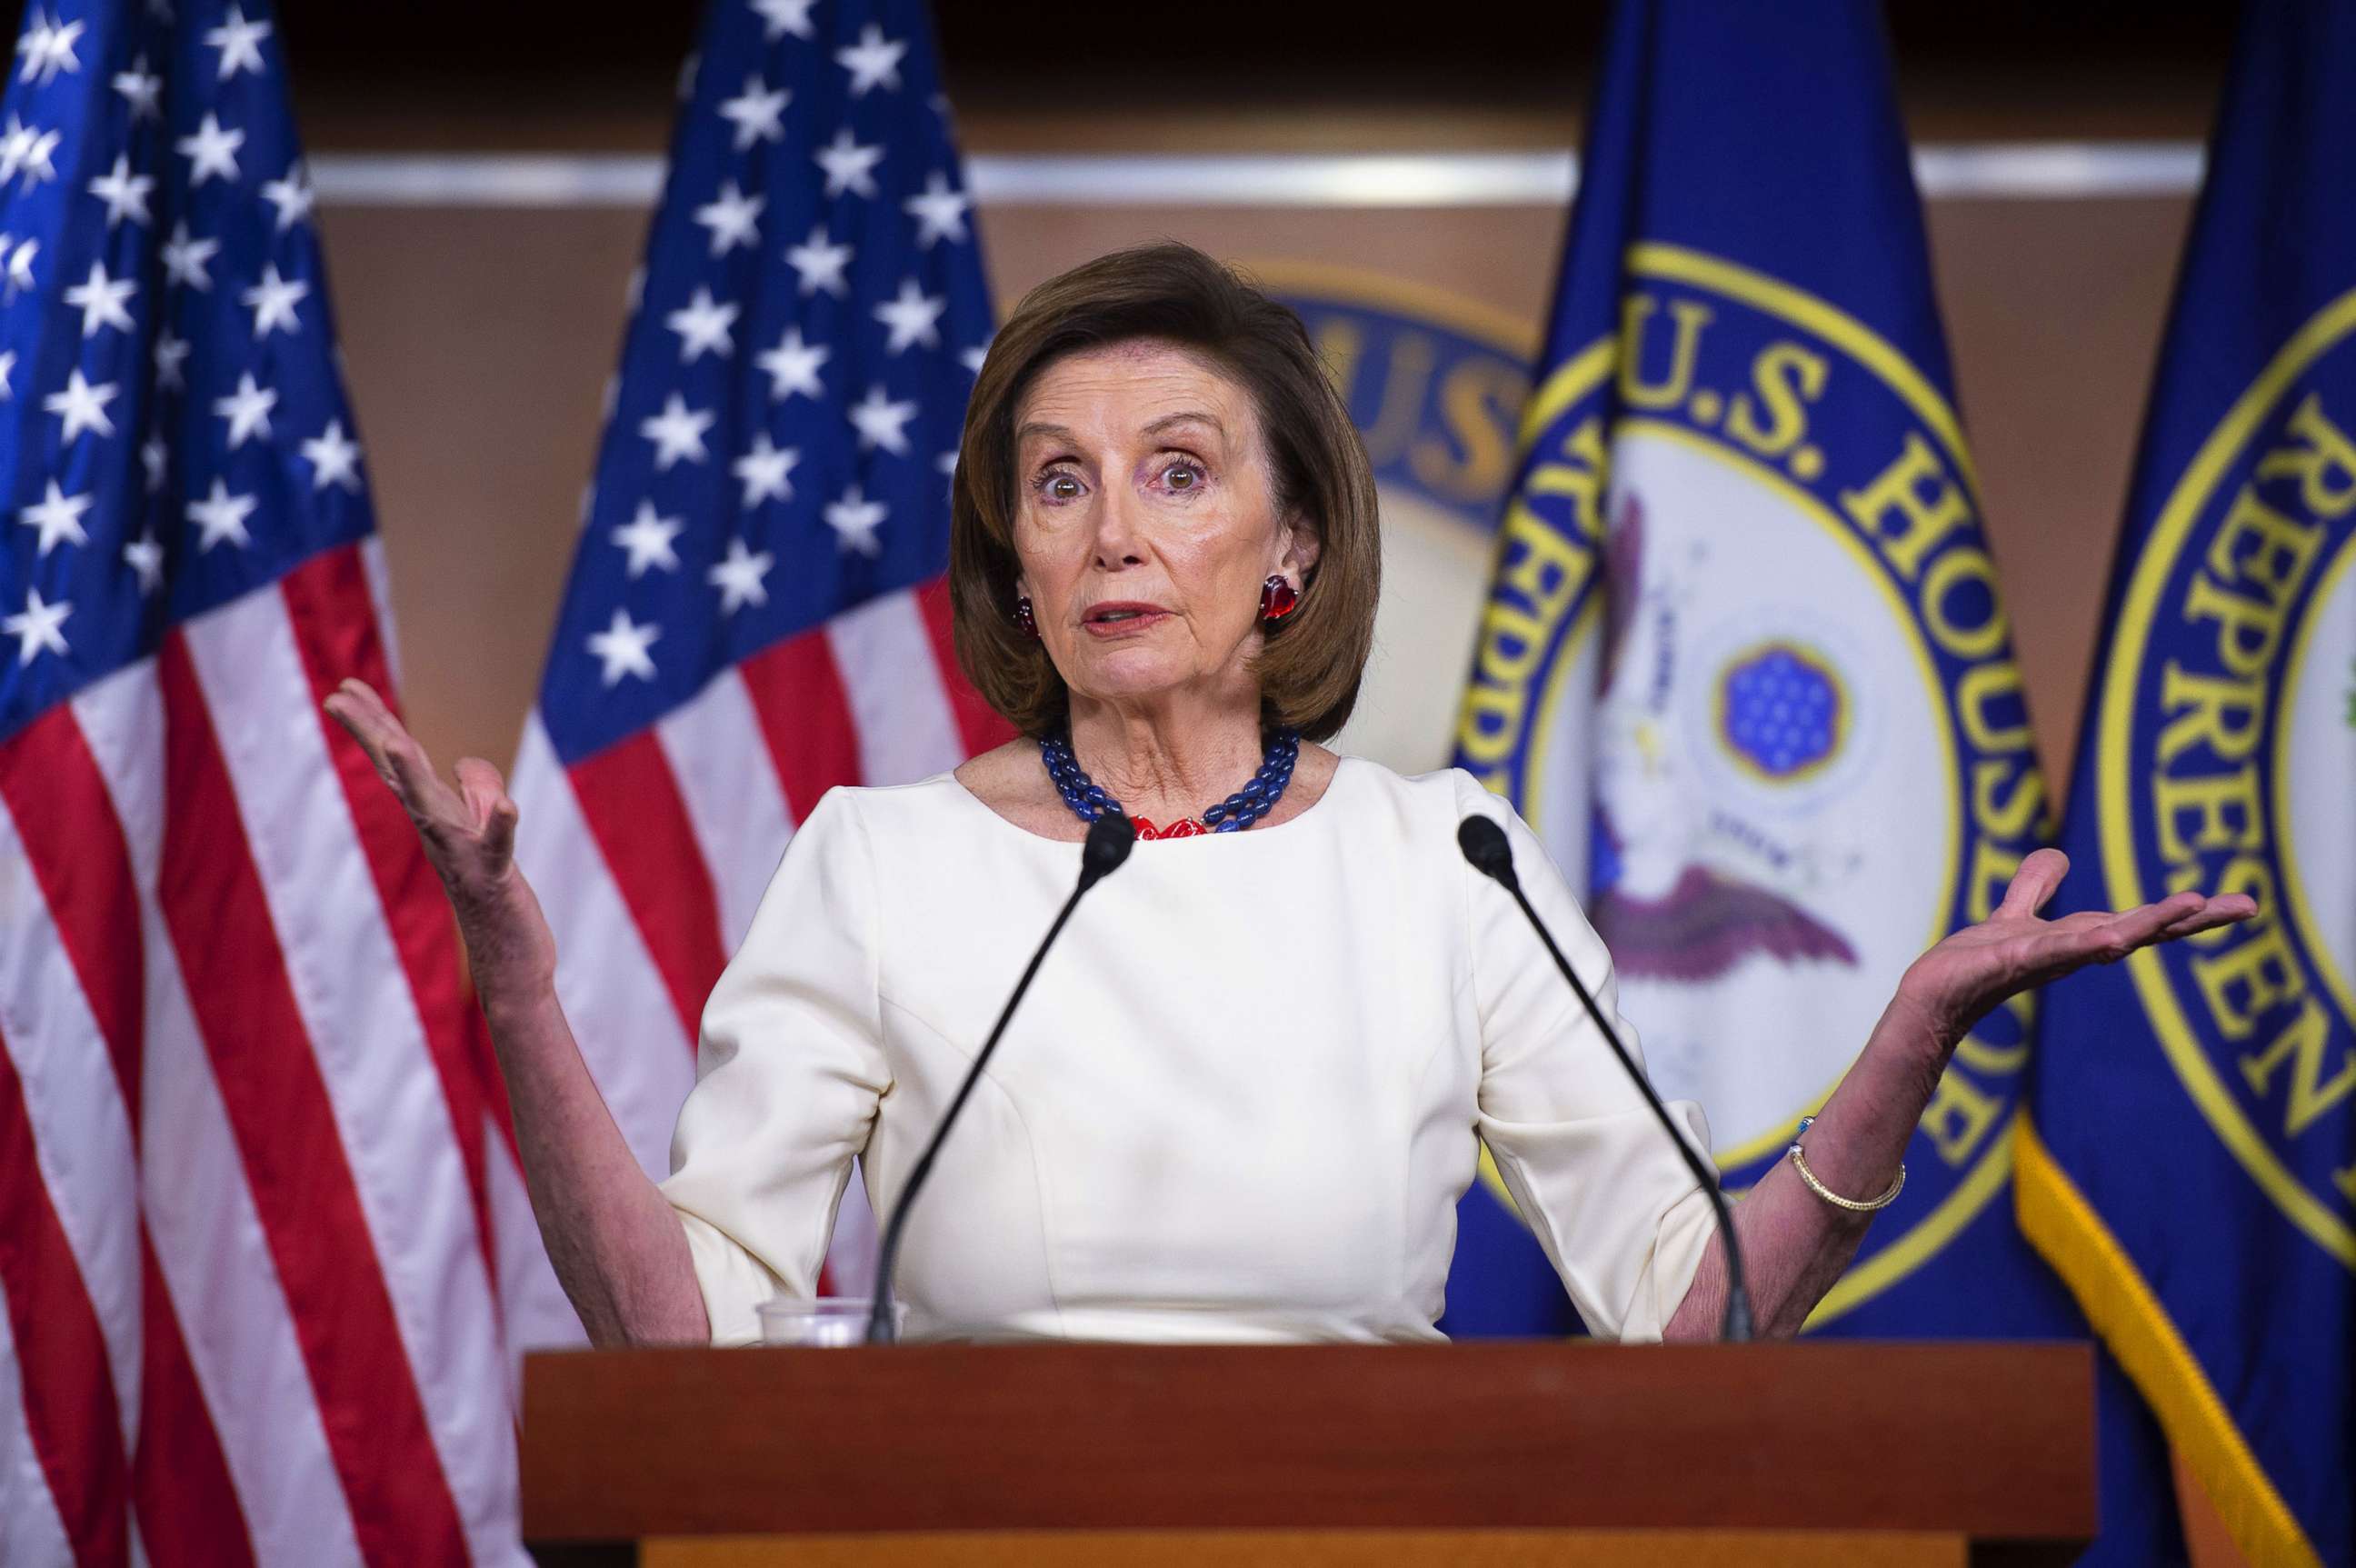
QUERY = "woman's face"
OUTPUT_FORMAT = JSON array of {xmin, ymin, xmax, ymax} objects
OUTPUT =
[{"xmin": 1010, "ymin": 338, "xmax": 1318, "ymax": 714}]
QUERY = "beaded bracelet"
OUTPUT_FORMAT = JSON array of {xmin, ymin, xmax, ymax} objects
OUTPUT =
[{"xmin": 1786, "ymin": 1116, "xmax": 1906, "ymax": 1213}]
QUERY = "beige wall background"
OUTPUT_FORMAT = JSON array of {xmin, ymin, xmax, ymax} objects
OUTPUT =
[{"xmin": 324, "ymin": 188, "xmax": 2192, "ymax": 803}]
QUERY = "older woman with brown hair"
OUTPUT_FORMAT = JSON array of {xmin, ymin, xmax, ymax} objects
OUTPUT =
[{"xmin": 325, "ymin": 241, "xmax": 2250, "ymax": 1348}]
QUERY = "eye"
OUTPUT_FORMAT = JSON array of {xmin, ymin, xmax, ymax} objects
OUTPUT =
[
  {"xmin": 1162, "ymin": 460, "xmax": 1205, "ymax": 492},
  {"xmin": 1034, "ymin": 468, "xmax": 1084, "ymax": 503}
]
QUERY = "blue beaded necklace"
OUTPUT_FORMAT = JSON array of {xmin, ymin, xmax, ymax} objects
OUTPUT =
[{"xmin": 1040, "ymin": 726, "xmax": 1301, "ymax": 839}]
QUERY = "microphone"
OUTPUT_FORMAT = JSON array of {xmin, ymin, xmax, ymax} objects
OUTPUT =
[
  {"xmin": 1456, "ymin": 814, "xmax": 1755, "ymax": 1343},
  {"xmin": 866, "ymin": 812, "xmax": 1137, "ymax": 1343}
]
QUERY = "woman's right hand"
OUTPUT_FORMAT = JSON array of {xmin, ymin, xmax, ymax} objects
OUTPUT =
[
  {"xmin": 325, "ymin": 680, "xmax": 705, "ymax": 1344},
  {"xmin": 324, "ymin": 678, "xmax": 556, "ymax": 1004}
]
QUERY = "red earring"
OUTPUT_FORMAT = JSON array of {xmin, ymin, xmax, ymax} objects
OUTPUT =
[
  {"xmin": 1260, "ymin": 574, "xmax": 1299, "ymax": 621},
  {"xmin": 1013, "ymin": 595, "xmax": 1038, "ymax": 638}
]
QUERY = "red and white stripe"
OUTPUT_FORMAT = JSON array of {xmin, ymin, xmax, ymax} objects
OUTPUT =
[
  {"xmin": 0, "ymin": 538, "xmax": 524, "ymax": 1566},
  {"xmin": 501, "ymin": 574, "xmax": 1008, "ymax": 1347}
]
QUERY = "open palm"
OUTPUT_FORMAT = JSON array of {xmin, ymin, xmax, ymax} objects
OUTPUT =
[
  {"xmin": 323, "ymin": 677, "xmax": 555, "ymax": 993},
  {"xmin": 1892, "ymin": 847, "xmax": 2257, "ymax": 1047}
]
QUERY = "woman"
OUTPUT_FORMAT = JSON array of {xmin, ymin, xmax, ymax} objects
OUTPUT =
[{"xmin": 325, "ymin": 241, "xmax": 2251, "ymax": 1347}]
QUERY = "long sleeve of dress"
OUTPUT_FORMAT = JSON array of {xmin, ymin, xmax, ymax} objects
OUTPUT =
[
  {"xmin": 1453, "ymin": 774, "xmax": 1721, "ymax": 1342},
  {"xmin": 656, "ymin": 787, "xmax": 891, "ymax": 1344}
]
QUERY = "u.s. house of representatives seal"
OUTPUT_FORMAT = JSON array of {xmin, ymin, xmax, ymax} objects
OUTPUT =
[
  {"xmin": 1457, "ymin": 245, "xmax": 2049, "ymax": 1323},
  {"xmin": 2097, "ymin": 290, "xmax": 2356, "ymax": 1263}
]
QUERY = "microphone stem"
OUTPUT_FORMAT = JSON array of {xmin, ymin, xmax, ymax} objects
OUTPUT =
[
  {"xmin": 866, "ymin": 876, "xmax": 1093, "ymax": 1345},
  {"xmin": 1497, "ymin": 878, "xmax": 1755, "ymax": 1343}
]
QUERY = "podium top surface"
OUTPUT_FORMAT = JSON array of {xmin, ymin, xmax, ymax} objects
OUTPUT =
[{"xmin": 520, "ymin": 1340, "xmax": 2094, "ymax": 1550}]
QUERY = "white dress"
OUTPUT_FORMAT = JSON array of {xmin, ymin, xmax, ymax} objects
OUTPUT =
[{"xmin": 658, "ymin": 757, "xmax": 1720, "ymax": 1346}]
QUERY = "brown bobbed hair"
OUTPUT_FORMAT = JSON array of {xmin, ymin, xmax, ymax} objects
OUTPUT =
[{"xmin": 948, "ymin": 241, "xmax": 1381, "ymax": 741}]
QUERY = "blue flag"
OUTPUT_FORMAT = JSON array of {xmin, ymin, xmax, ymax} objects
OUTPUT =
[
  {"xmin": 2018, "ymin": 4, "xmax": 2356, "ymax": 1564},
  {"xmin": 1449, "ymin": 2, "xmax": 2182, "ymax": 1557}
]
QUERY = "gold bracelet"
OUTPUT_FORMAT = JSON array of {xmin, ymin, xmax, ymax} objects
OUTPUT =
[{"xmin": 1786, "ymin": 1116, "xmax": 1905, "ymax": 1213}]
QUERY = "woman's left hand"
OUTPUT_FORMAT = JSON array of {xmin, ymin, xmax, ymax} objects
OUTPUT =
[{"xmin": 1887, "ymin": 847, "xmax": 2258, "ymax": 1052}]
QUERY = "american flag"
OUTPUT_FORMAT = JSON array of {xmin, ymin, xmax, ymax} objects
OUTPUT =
[
  {"xmin": 0, "ymin": 0, "xmax": 522, "ymax": 1564},
  {"xmin": 499, "ymin": 0, "xmax": 1003, "ymax": 1345}
]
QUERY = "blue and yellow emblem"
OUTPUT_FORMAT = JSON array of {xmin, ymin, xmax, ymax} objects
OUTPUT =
[
  {"xmin": 1445, "ymin": 0, "xmax": 2102, "ymax": 1338},
  {"xmin": 1452, "ymin": 9, "xmax": 2194, "ymax": 1556},
  {"xmin": 2020, "ymin": 8, "xmax": 2356, "ymax": 1562},
  {"xmin": 1457, "ymin": 237, "xmax": 2065, "ymax": 1334},
  {"xmin": 2080, "ymin": 311, "xmax": 2356, "ymax": 1262}
]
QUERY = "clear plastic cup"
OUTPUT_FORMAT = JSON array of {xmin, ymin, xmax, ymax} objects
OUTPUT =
[{"xmin": 755, "ymin": 1296, "xmax": 903, "ymax": 1346}]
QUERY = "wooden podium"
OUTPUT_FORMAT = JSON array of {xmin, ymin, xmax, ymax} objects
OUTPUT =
[{"xmin": 520, "ymin": 1343, "xmax": 2094, "ymax": 1568}]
